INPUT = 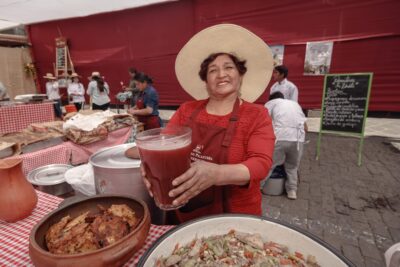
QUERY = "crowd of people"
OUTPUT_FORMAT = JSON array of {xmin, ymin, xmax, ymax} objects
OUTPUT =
[{"xmin": 40, "ymin": 68, "xmax": 162, "ymax": 129}]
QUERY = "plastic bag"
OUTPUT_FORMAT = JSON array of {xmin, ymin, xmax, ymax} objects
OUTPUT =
[
  {"xmin": 270, "ymin": 164, "xmax": 287, "ymax": 179},
  {"xmin": 65, "ymin": 164, "xmax": 96, "ymax": 196}
]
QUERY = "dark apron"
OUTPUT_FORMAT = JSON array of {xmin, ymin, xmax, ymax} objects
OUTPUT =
[
  {"xmin": 175, "ymin": 98, "xmax": 240, "ymax": 223},
  {"xmin": 136, "ymin": 94, "xmax": 161, "ymax": 130}
]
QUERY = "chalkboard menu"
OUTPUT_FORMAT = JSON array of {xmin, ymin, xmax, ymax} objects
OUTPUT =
[{"xmin": 321, "ymin": 73, "xmax": 372, "ymax": 134}]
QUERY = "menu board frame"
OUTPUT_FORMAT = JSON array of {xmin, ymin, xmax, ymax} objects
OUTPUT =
[{"xmin": 316, "ymin": 72, "xmax": 373, "ymax": 166}]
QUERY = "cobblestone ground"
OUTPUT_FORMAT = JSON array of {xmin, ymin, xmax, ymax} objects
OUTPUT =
[{"xmin": 261, "ymin": 133, "xmax": 400, "ymax": 267}]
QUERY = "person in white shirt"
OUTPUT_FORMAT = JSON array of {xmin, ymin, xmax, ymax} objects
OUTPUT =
[
  {"xmin": 0, "ymin": 81, "xmax": 9, "ymax": 100},
  {"xmin": 44, "ymin": 73, "xmax": 62, "ymax": 119},
  {"xmin": 270, "ymin": 65, "xmax": 298, "ymax": 102},
  {"xmin": 262, "ymin": 91, "xmax": 307, "ymax": 199},
  {"xmin": 67, "ymin": 73, "xmax": 85, "ymax": 111},
  {"xmin": 86, "ymin": 72, "xmax": 110, "ymax": 110}
]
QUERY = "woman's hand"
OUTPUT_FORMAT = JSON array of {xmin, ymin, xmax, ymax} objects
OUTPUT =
[
  {"xmin": 169, "ymin": 161, "xmax": 220, "ymax": 207},
  {"xmin": 140, "ymin": 164, "xmax": 153, "ymax": 197}
]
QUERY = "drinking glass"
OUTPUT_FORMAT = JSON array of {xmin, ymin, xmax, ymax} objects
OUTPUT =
[{"xmin": 136, "ymin": 126, "xmax": 192, "ymax": 210}]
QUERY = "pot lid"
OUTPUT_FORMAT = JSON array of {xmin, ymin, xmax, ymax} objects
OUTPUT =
[
  {"xmin": 89, "ymin": 143, "xmax": 141, "ymax": 169},
  {"xmin": 27, "ymin": 164, "xmax": 73, "ymax": 185}
]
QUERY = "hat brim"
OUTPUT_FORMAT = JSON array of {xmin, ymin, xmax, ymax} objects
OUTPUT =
[
  {"xmin": 43, "ymin": 76, "xmax": 56, "ymax": 80},
  {"xmin": 175, "ymin": 24, "xmax": 273, "ymax": 102}
]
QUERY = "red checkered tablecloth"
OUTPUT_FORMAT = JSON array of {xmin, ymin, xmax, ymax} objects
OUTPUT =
[
  {"xmin": 8, "ymin": 127, "xmax": 132, "ymax": 176},
  {"xmin": 14, "ymin": 144, "xmax": 72, "ymax": 176},
  {"xmin": 0, "ymin": 191, "xmax": 174, "ymax": 267},
  {"xmin": 0, "ymin": 103, "xmax": 55, "ymax": 134}
]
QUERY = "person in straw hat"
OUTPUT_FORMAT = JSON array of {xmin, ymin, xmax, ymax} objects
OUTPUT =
[
  {"xmin": 86, "ymin": 71, "xmax": 110, "ymax": 110},
  {"xmin": 142, "ymin": 24, "xmax": 276, "ymax": 223},
  {"xmin": 44, "ymin": 73, "xmax": 62, "ymax": 119},
  {"xmin": 67, "ymin": 73, "xmax": 85, "ymax": 111}
]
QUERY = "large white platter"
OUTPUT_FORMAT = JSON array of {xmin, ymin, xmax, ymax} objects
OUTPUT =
[{"xmin": 138, "ymin": 214, "xmax": 355, "ymax": 266}]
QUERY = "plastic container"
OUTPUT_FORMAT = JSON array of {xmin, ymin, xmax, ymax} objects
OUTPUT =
[{"xmin": 65, "ymin": 104, "xmax": 77, "ymax": 113}]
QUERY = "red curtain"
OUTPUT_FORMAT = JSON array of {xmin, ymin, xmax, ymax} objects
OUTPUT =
[{"xmin": 29, "ymin": 0, "xmax": 400, "ymax": 111}]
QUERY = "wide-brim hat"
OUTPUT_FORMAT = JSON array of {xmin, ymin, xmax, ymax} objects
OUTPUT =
[
  {"xmin": 43, "ymin": 73, "xmax": 56, "ymax": 80},
  {"xmin": 175, "ymin": 24, "xmax": 273, "ymax": 102},
  {"xmin": 88, "ymin": 71, "xmax": 101, "ymax": 79},
  {"xmin": 70, "ymin": 72, "xmax": 81, "ymax": 78}
]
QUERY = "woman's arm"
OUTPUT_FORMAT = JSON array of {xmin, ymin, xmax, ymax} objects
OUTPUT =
[
  {"xmin": 105, "ymin": 83, "xmax": 110, "ymax": 94},
  {"xmin": 79, "ymin": 83, "xmax": 85, "ymax": 95},
  {"xmin": 129, "ymin": 107, "xmax": 153, "ymax": 116},
  {"xmin": 86, "ymin": 82, "xmax": 93, "ymax": 95}
]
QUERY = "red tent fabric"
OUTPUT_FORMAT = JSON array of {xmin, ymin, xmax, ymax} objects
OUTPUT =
[{"xmin": 28, "ymin": 0, "xmax": 400, "ymax": 111}]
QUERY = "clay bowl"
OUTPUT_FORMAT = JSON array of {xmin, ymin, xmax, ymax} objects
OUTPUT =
[{"xmin": 29, "ymin": 194, "xmax": 150, "ymax": 267}]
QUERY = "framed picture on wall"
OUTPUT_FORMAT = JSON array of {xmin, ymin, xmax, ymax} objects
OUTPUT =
[
  {"xmin": 304, "ymin": 41, "xmax": 333, "ymax": 75},
  {"xmin": 270, "ymin": 45, "xmax": 285, "ymax": 66}
]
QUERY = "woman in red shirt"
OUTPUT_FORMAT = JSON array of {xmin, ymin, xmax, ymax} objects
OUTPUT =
[{"xmin": 144, "ymin": 24, "xmax": 275, "ymax": 222}]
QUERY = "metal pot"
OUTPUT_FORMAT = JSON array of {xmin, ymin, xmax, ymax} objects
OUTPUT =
[
  {"xmin": 27, "ymin": 164, "xmax": 74, "ymax": 196},
  {"xmin": 89, "ymin": 143, "xmax": 164, "ymax": 224}
]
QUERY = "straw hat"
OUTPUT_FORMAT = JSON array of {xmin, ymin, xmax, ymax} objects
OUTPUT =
[
  {"xmin": 43, "ymin": 73, "xmax": 56, "ymax": 80},
  {"xmin": 70, "ymin": 72, "xmax": 81, "ymax": 78},
  {"xmin": 175, "ymin": 24, "xmax": 273, "ymax": 102},
  {"xmin": 90, "ymin": 72, "xmax": 101, "ymax": 78}
]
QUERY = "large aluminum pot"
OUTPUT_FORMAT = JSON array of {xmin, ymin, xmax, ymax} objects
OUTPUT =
[{"xmin": 89, "ymin": 143, "xmax": 164, "ymax": 224}]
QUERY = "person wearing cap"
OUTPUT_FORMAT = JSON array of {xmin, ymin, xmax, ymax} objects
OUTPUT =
[
  {"xmin": 141, "ymin": 24, "xmax": 276, "ymax": 223},
  {"xmin": 128, "ymin": 72, "xmax": 162, "ymax": 130},
  {"xmin": 86, "ymin": 72, "xmax": 110, "ymax": 110},
  {"xmin": 262, "ymin": 91, "xmax": 307, "ymax": 200},
  {"xmin": 270, "ymin": 65, "xmax": 298, "ymax": 102},
  {"xmin": 44, "ymin": 73, "xmax": 62, "ymax": 119},
  {"xmin": 67, "ymin": 73, "xmax": 85, "ymax": 111}
]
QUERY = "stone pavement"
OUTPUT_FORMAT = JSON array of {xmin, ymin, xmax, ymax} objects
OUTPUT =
[{"xmin": 261, "ymin": 132, "xmax": 400, "ymax": 266}]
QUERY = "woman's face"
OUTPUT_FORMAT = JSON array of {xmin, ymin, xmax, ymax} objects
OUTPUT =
[
  {"xmin": 73, "ymin": 77, "xmax": 79, "ymax": 83},
  {"xmin": 135, "ymin": 81, "xmax": 147, "ymax": 91},
  {"xmin": 206, "ymin": 54, "xmax": 242, "ymax": 99}
]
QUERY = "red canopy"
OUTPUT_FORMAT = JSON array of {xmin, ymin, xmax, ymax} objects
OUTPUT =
[{"xmin": 29, "ymin": 0, "xmax": 400, "ymax": 111}]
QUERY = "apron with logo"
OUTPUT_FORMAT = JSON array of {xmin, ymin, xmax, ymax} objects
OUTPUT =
[
  {"xmin": 136, "ymin": 93, "xmax": 161, "ymax": 130},
  {"xmin": 175, "ymin": 99, "xmax": 240, "ymax": 223}
]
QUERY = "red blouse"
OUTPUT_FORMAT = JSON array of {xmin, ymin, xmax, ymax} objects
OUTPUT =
[{"xmin": 168, "ymin": 99, "xmax": 275, "ymax": 215}]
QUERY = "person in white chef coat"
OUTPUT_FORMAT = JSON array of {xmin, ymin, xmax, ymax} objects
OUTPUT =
[
  {"xmin": 67, "ymin": 73, "xmax": 85, "ymax": 111},
  {"xmin": 262, "ymin": 91, "xmax": 307, "ymax": 200}
]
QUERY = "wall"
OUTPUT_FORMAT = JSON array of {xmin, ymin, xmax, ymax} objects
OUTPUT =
[
  {"xmin": 28, "ymin": 0, "xmax": 400, "ymax": 111},
  {"xmin": 0, "ymin": 46, "xmax": 37, "ymax": 99}
]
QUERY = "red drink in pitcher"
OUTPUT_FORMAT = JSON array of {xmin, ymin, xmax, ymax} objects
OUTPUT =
[{"xmin": 136, "ymin": 126, "xmax": 192, "ymax": 210}]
